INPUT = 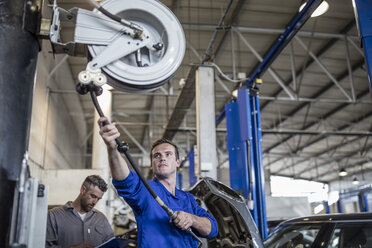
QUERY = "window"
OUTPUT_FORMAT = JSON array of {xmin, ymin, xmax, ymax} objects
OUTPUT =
[
  {"xmin": 328, "ymin": 223, "xmax": 372, "ymax": 248},
  {"xmin": 265, "ymin": 225, "xmax": 321, "ymax": 248}
]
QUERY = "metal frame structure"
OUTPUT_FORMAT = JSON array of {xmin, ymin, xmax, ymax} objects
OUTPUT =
[{"xmin": 224, "ymin": 0, "xmax": 323, "ymax": 238}]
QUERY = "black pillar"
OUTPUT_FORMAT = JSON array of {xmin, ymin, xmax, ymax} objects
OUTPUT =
[{"xmin": 0, "ymin": 0, "xmax": 40, "ymax": 246}]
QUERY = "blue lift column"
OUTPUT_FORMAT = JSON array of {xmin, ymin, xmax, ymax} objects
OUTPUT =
[
  {"xmin": 337, "ymin": 199, "xmax": 344, "ymax": 213},
  {"xmin": 324, "ymin": 201, "xmax": 331, "ymax": 214},
  {"xmin": 188, "ymin": 148, "xmax": 198, "ymax": 187},
  {"xmin": 176, "ymin": 169, "xmax": 184, "ymax": 189},
  {"xmin": 248, "ymin": 87, "xmax": 268, "ymax": 239},
  {"xmin": 225, "ymin": 86, "xmax": 268, "ymax": 239},
  {"xmin": 225, "ymin": 90, "xmax": 258, "ymax": 223},
  {"xmin": 223, "ymin": 0, "xmax": 323, "ymax": 239},
  {"xmin": 358, "ymin": 191, "xmax": 369, "ymax": 212},
  {"xmin": 353, "ymin": 0, "xmax": 372, "ymax": 93}
]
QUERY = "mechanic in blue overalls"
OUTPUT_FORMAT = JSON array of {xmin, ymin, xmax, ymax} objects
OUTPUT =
[{"xmin": 98, "ymin": 116, "xmax": 218, "ymax": 248}]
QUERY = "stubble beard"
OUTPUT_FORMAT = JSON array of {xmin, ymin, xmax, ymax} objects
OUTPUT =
[
  {"xmin": 155, "ymin": 163, "xmax": 176, "ymax": 180},
  {"xmin": 81, "ymin": 197, "xmax": 93, "ymax": 212}
]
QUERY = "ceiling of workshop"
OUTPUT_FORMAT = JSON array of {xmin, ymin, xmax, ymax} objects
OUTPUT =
[{"xmin": 49, "ymin": 0, "xmax": 372, "ymax": 185}]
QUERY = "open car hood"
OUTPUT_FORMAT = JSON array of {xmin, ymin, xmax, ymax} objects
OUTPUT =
[{"xmin": 188, "ymin": 177, "xmax": 264, "ymax": 248}]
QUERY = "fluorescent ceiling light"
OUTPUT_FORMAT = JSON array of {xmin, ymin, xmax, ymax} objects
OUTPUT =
[
  {"xmin": 232, "ymin": 89, "xmax": 238, "ymax": 98},
  {"xmin": 299, "ymin": 1, "xmax": 329, "ymax": 17},
  {"xmin": 338, "ymin": 168, "xmax": 347, "ymax": 177}
]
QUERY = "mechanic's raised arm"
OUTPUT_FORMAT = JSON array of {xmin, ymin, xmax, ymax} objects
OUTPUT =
[{"xmin": 98, "ymin": 117, "xmax": 130, "ymax": 181}]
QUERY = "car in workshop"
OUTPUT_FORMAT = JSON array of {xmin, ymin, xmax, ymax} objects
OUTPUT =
[
  {"xmin": 265, "ymin": 213, "xmax": 372, "ymax": 248},
  {"xmin": 189, "ymin": 178, "xmax": 372, "ymax": 248},
  {"xmin": 119, "ymin": 177, "xmax": 372, "ymax": 248}
]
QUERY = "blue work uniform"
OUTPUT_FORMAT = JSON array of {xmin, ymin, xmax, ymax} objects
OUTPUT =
[{"xmin": 113, "ymin": 171, "xmax": 218, "ymax": 248}]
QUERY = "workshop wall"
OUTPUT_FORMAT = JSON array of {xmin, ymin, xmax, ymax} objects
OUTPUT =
[{"xmin": 28, "ymin": 41, "xmax": 88, "ymax": 179}]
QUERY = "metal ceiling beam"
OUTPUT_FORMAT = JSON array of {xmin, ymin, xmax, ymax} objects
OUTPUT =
[
  {"xmin": 182, "ymin": 24, "xmax": 359, "ymax": 40},
  {"xmin": 266, "ymin": 88, "xmax": 372, "ymax": 182},
  {"xmin": 213, "ymin": 24, "xmax": 363, "ymax": 126},
  {"xmin": 164, "ymin": 127, "xmax": 372, "ymax": 137},
  {"xmin": 321, "ymin": 159, "xmax": 372, "ymax": 182},
  {"xmin": 296, "ymin": 140, "xmax": 372, "ymax": 179},
  {"xmin": 245, "ymin": 0, "xmax": 323, "ymax": 86},
  {"xmin": 202, "ymin": 0, "xmax": 234, "ymax": 63},
  {"xmin": 234, "ymin": 29, "xmax": 296, "ymax": 99},
  {"xmin": 264, "ymin": 59, "xmax": 366, "ymax": 154},
  {"xmin": 215, "ymin": 0, "xmax": 324, "ymax": 126},
  {"xmin": 207, "ymin": 0, "xmax": 247, "ymax": 62},
  {"xmin": 259, "ymin": 96, "xmax": 372, "ymax": 104},
  {"xmin": 162, "ymin": 0, "xmax": 245, "ymax": 140},
  {"xmin": 163, "ymin": 65, "xmax": 197, "ymax": 140},
  {"xmin": 59, "ymin": 23, "xmax": 360, "ymax": 41},
  {"xmin": 269, "ymin": 129, "xmax": 369, "ymax": 175},
  {"xmin": 266, "ymin": 88, "xmax": 370, "ymax": 170},
  {"xmin": 260, "ymin": 20, "xmax": 356, "ymax": 112},
  {"xmin": 262, "ymin": 129, "xmax": 372, "ymax": 136},
  {"xmin": 295, "ymin": 36, "xmax": 352, "ymax": 101},
  {"xmin": 271, "ymin": 127, "xmax": 372, "ymax": 181}
]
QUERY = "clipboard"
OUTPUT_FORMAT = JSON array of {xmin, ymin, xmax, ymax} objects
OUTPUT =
[{"xmin": 95, "ymin": 237, "xmax": 134, "ymax": 248}]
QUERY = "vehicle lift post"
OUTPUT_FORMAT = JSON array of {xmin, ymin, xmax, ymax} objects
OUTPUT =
[
  {"xmin": 224, "ymin": 0, "xmax": 324, "ymax": 239},
  {"xmin": 225, "ymin": 84, "xmax": 268, "ymax": 239},
  {"xmin": 358, "ymin": 192, "xmax": 369, "ymax": 212},
  {"xmin": 353, "ymin": 0, "xmax": 372, "ymax": 94}
]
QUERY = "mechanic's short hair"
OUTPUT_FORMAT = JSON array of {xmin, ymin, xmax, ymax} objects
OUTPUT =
[
  {"xmin": 83, "ymin": 175, "xmax": 108, "ymax": 192},
  {"xmin": 150, "ymin": 138, "xmax": 180, "ymax": 161}
]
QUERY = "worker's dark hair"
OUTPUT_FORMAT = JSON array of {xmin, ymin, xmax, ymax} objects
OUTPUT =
[
  {"xmin": 83, "ymin": 175, "xmax": 108, "ymax": 192},
  {"xmin": 150, "ymin": 138, "xmax": 180, "ymax": 161}
]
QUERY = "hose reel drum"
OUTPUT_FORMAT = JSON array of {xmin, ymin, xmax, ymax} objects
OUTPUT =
[{"xmin": 50, "ymin": 0, "xmax": 186, "ymax": 92}]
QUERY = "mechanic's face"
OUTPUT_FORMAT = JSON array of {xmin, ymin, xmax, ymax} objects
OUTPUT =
[
  {"xmin": 151, "ymin": 143, "xmax": 180, "ymax": 180},
  {"xmin": 80, "ymin": 185, "xmax": 104, "ymax": 213}
]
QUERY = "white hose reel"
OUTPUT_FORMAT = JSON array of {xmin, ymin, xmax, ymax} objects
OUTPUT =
[{"xmin": 51, "ymin": 0, "xmax": 186, "ymax": 92}]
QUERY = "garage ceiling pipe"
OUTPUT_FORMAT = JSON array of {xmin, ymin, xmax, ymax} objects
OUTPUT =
[{"xmin": 0, "ymin": 0, "xmax": 40, "ymax": 246}]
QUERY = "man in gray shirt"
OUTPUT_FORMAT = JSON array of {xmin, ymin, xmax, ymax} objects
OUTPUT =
[{"xmin": 46, "ymin": 175, "xmax": 114, "ymax": 248}]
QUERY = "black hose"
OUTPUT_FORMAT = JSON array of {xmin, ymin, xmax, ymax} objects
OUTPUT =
[
  {"xmin": 87, "ymin": 0, "xmax": 121, "ymax": 23},
  {"xmin": 96, "ymin": 5, "xmax": 122, "ymax": 23},
  {"xmin": 87, "ymin": 0, "xmax": 143, "ymax": 37},
  {"xmin": 90, "ymin": 90, "xmax": 165, "ymax": 208}
]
